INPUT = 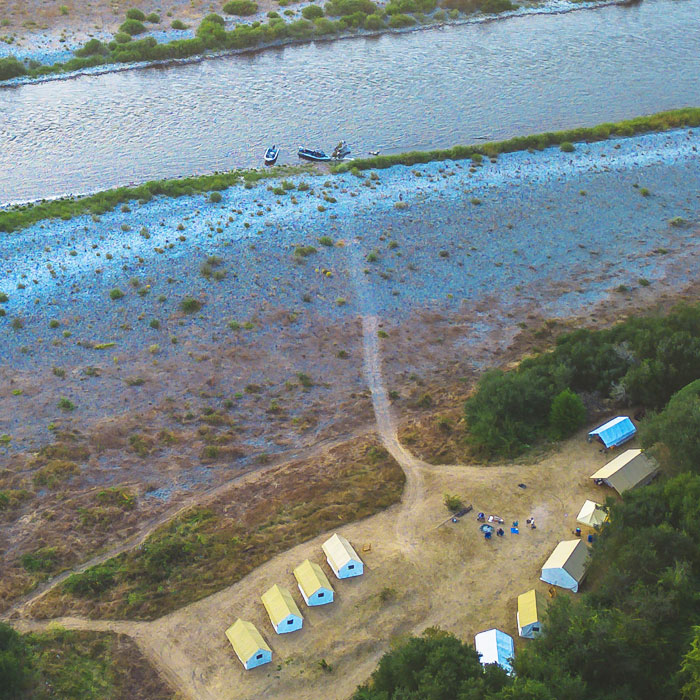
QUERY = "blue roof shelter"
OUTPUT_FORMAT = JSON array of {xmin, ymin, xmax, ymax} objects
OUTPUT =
[{"xmin": 588, "ymin": 416, "xmax": 636, "ymax": 449}]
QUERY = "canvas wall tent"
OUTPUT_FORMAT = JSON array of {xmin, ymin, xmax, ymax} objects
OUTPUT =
[
  {"xmin": 590, "ymin": 449, "xmax": 659, "ymax": 494},
  {"xmin": 225, "ymin": 619, "xmax": 272, "ymax": 670},
  {"xmin": 322, "ymin": 533, "xmax": 364, "ymax": 579},
  {"xmin": 576, "ymin": 500, "xmax": 608, "ymax": 528},
  {"xmin": 474, "ymin": 629, "xmax": 515, "ymax": 673},
  {"xmin": 588, "ymin": 416, "xmax": 636, "ymax": 449},
  {"xmin": 293, "ymin": 559, "xmax": 334, "ymax": 606},
  {"xmin": 540, "ymin": 539, "xmax": 589, "ymax": 593},
  {"xmin": 261, "ymin": 584, "xmax": 303, "ymax": 634},
  {"xmin": 517, "ymin": 589, "xmax": 546, "ymax": 639}
]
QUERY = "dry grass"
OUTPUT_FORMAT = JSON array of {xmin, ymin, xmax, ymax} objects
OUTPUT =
[{"xmin": 29, "ymin": 436, "xmax": 404, "ymax": 620}]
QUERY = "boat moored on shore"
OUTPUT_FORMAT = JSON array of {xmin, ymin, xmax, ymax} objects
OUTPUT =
[{"xmin": 264, "ymin": 145, "xmax": 279, "ymax": 165}]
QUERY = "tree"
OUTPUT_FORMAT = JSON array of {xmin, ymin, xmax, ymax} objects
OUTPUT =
[
  {"xmin": 353, "ymin": 628, "xmax": 509, "ymax": 699},
  {"xmin": 640, "ymin": 379, "xmax": 700, "ymax": 474},
  {"xmin": 681, "ymin": 626, "xmax": 700, "ymax": 700},
  {"xmin": 0, "ymin": 623, "xmax": 33, "ymax": 699},
  {"xmin": 548, "ymin": 388, "xmax": 586, "ymax": 439}
]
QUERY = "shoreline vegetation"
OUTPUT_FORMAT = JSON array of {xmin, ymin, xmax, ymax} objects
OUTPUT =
[
  {"xmin": 0, "ymin": 0, "xmax": 614, "ymax": 87},
  {"xmin": 1, "ymin": 107, "xmax": 698, "ymax": 234}
]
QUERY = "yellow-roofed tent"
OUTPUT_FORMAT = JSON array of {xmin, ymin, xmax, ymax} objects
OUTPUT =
[
  {"xmin": 517, "ymin": 589, "xmax": 546, "ymax": 639},
  {"xmin": 261, "ymin": 584, "xmax": 303, "ymax": 634},
  {"xmin": 576, "ymin": 500, "xmax": 608, "ymax": 528},
  {"xmin": 293, "ymin": 559, "xmax": 334, "ymax": 606},
  {"xmin": 322, "ymin": 533, "xmax": 364, "ymax": 579},
  {"xmin": 225, "ymin": 619, "xmax": 271, "ymax": 670},
  {"xmin": 590, "ymin": 449, "xmax": 659, "ymax": 494},
  {"xmin": 540, "ymin": 539, "xmax": 589, "ymax": 593}
]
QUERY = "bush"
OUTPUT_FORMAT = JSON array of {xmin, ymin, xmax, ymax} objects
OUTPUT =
[
  {"xmin": 560, "ymin": 141, "xmax": 575, "ymax": 153},
  {"xmin": 125, "ymin": 7, "xmax": 146, "ymax": 20},
  {"xmin": 324, "ymin": 0, "xmax": 378, "ymax": 16},
  {"xmin": 303, "ymin": 3, "xmax": 325, "ymax": 18},
  {"xmin": 480, "ymin": 0, "xmax": 517, "ymax": 12},
  {"xmin": 209, "ymin": 191, "xmax": 223, "ymax": 202},
  {"xmin": 364, "ymin": 12, "xmax": 384, "ymax": 28},
  {"xmin": 171, "ymin": 19, "xmax": 188, "ymax": 29},
  {"xmin": 549, "ymin": 388, "xmax": 586, "ymax": 439},
  {"xmin": 388, "ymin": 13, "xmax": 416, "ymax": 27},
  {"xmin": 145, "ymin": 12, "xmax": 160, "ymax": 22},
  {"xmin": 113, "ymin": 31, "xmax": 132, "ymax": 43},
  {"xmin": 180, "ymin": 296, "xmax": 202, "ymax": 313},
  {"xmin": 74, "ymin": 38, "xmax": 109, "ymax": 57},
  {"xmin": 109, "ymin": 287, "xmax": 124, "ymax": 300},
  {"xmin": 314, "ymin": 16, "xmax": 338, "ymax": 33},
  {"xmin": 119, "ymin": 18, "xmax": 147, "ymax": 35},
  {"xmin": 444, "ymin": 493, "xmax": 463, "ymax": 512},
  {"xmin": 223, "ymin": 0, "xmax": 258, "ymax": 14},
  {"xmin": 0, "ymin": 56, "xmax": 27, "ymax": 81}
]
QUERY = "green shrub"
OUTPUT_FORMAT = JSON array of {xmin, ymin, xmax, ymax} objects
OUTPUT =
[
  {"xmin": 560, "ymin": 141, "xmax": 575, "ymax": 153},
  {"xmin": 209, "ymin": 191, "xmax": 223, "ymax": 202},
  {"xmin": 58, "ymin": 397, "xmax": 76, "ymax": 411},
  {"xmin": 145, "ymin": 12, "xmax": 160, "ymax": 22},
  {"xmin": 364, "ymin": 12, "xmax": 384, "ymax": 28},
  {"xmin": 480, "ymin": 0, "xmax": 517, "ymax": 12},
  {"xmin": 388, "ymin": 13, "xmax": 416, "ymax": 26},
  {"xmin": 125, "ymin": 8, "xmax": 146, "ymax": 20},
  {"xmin": 303, "ymin": 3, "xmax": 325, "ymax": 18},
  {"xmin": 549, "ymin": 388, "xmax": 586, "ymax": 439},
  {"xmin": 443, "ymin": 493, "xmax": 463, "ymax": 512},
  {"xmin": 109, "ymin": 288, "xmax": 124, "ymax": 300},
  {"xmin": 171, "ymin": 19, "xmax": 188, "ymax": 29},
  {"xmin": 324, "ymin": 0, "xmax": 378, "ymax": 16},
  {"xmin": 119, "ymin": 18, "xmax": 147, "ymax": 35},
  {"xmin": 223, "ymin": 0, "xmax": 258, "ymax": 14},
  {"xmin": 113, "ymin": 31, "xmax": 132, "ymax": 43},
  {"xmin": 314, "ymin": 17, "xmax": 338, "ymax": 33},
  {"xmin": 180, "ymin": 296, "xmax": 202, "ymax": 313},
  {"xmin": 74, "ymin": 38, "xmax": 109, "ymax": 57},
  {"xmin": 0, "ymin": 56, "xmax": 27, "ymax": 81},
  {"xmin": 0, "ymin": 623, "xmax": 33, "ymax": 697}
]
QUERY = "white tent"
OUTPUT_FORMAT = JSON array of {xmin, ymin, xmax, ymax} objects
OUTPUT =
[
  {"xmin": 576, "ymin": 500, "xmax": 608, "ymax": 528},
  {"xmin": 322, "ymin": 533, "xmax": 364, "ymax": 579},
  {"xmin": 474, "ymin": 629, "xmax": 514, "ymax": 673},
  {"xmin": 540, "ymin": 540, "xmax": 588, "ymax": 592}
]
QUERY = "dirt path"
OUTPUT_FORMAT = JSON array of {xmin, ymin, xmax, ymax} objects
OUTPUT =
[{"xmin": 360, "ymin": 313, "xmax": 426, "ymax": 554}]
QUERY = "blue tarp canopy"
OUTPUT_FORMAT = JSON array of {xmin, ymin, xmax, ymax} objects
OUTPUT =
[{"xmin": 588, "ymin": 416, "xmax": 636, "ymax": 448}]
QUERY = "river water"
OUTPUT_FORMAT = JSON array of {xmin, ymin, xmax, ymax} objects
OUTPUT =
[{"xmin": 1, "ymin": 0, "xmax": 699, "ymax": 204}]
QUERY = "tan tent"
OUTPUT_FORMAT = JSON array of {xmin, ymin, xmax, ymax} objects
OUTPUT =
[
  {"xmin": 576, "ymin": 500, "xmax": 608, "ymax": 528},
  {"xmin": 590, "ymin": 449, "xmax": 659, "ymax": 494},
  {"xmin": 540, "ymin": 540, "xmax": 588, "ymax": 592},
  {"xmin": 225, "ymin": 619, "xmax": 271, "ymax": 670}
]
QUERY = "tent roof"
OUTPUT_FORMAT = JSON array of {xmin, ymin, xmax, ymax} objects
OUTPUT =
[
  {"xmin": 590, "ymin": 449, "xmax": 658, "ymax": 492},
  {"xmin": 576, "ymin": 500, "xmax": 608, "ymax": 527},
  {"xmin": 322, "ymin": 533, "xmax": 361, "ymax": 571},
  {"xmin": 261, "ymin": 584, "xmax": 302, "ymax": 626},
  {"xmin": 474, "ymin": 629, "xmax": 514, "ymax": 673},
  {"xmin": 517, "ymin": 589, "xmax": 545, "ymax": 628},
  {"xmin": 588, "ymin": 416, "xmax": 636, "ymax": 448},
  {"xmin": 293, "ymin": 559, "xmax": 332, "ymax": 597},
  {"xmin": 226, "ymin": 619, "xmax": 270, "ymax": 663},
  {"xmin": 542, "ymin": 540, "xmax": 588, "ymax": 582}
]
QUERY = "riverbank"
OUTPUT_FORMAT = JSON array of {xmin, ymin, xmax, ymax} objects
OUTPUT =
[
  {"xmin": 0, "ymin": 0, "xmax": 622, "ymax": 88},
  {"xmin": 3, "ymin": 107, "xmax": 699, "ymax": 230}
]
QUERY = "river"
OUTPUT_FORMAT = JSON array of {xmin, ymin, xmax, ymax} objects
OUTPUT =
[{"xmin": 1, "ymin": 0, "xmax": 699, "ymax": 205}]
